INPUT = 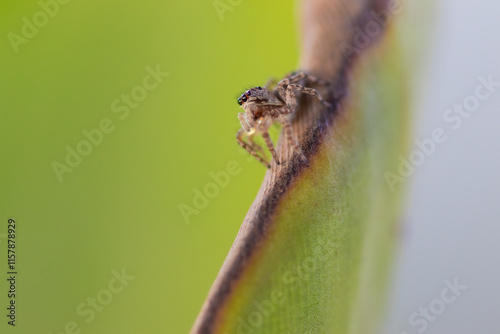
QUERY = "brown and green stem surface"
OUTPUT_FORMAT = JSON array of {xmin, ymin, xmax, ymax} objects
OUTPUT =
[{"xmin": 192, "ymin": 0, "xmax": 409, "ymax": 333}]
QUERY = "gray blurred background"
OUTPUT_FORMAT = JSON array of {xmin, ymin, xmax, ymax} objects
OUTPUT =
[{"xmin": 381, "ymin": 0, "xmax": 500, "ymax": 333}]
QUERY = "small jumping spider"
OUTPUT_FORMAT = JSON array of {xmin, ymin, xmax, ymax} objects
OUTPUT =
[{"xmin": 236, "ymin": 71, "xmax": 331, "ymax": 168}]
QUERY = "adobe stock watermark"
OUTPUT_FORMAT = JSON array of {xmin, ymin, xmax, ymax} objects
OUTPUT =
[
  {"xmin": 385, "ymin": 74, "xmax": 500, "ymax": 192},
  {"xmin": 179, "ymin": 160, "xmax": 243, "ymax": 224},
  {"xmin": 7, "ymin": 0, "xmax": 72, "ymax": 54},
  {"xmin": 179, "ymin": 140, "xmax": 269, "ymax": 224},
  {"xmin": 48, "ymin": 267, "xmax": 135, "ymax": 334},
  {"xmin": 213, "ymin": 0, "xmax": 244, "ymax": 21},
  {"xmin": 398, "ymin": 277, "xmax": 467, "ymax": 334},
  {"xmin": 340, "ymin": 0, "xmax": 412, "ymax": 59},
  {"xmin": 228, "ymin": 242, "xmax": 335, "ymax": 334},
  {"xmin": 51, "ymin": 64, "xmax": 169, "ymax": 182}
]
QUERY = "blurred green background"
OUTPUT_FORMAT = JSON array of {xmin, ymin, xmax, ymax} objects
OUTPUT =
[{"xmin": 0, "ymin": 0, "xmax": 299, "ymax": 333}]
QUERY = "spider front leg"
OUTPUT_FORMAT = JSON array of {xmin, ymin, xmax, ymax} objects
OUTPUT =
[
  {"xmin": 236, "ymin": 129, "xmax": 270, "ymax": 168},
  {"xmin": 257, "ymin": 116, "xmax": 281, "ymax": 166}
]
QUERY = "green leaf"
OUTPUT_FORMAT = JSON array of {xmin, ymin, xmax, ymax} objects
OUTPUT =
[{"xmin": 192, "ymin": 1, "xmax": 410, "ymax": 333}]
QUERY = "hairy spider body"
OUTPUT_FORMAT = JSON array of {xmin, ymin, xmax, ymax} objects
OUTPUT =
[{"xmin": 236, "ymin": 71, "xmax": 331, "ymax": 168}]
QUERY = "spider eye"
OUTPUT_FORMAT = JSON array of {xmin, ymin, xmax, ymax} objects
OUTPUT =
[
  {"xmin": 257, "ymin": 86, "xmax": 262, "ymax": 90},
  {"xmin": 241, "ymin": 95, "xmax": 248, "ymax": 102},
  {"xmin": 247, "ymin": 90, "xmax": 251, "ymax": 96},
  {"xmin": 237, "ymin": 97, "xmax": 242, "ymax": 105}
]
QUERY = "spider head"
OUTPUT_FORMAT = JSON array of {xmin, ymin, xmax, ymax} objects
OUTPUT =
[{"xmin": 237, "ymin": 86, "xmax": 264, "ymax": 106}]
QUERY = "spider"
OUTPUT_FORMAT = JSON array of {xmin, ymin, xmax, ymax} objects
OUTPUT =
[{"xmin": 236, "ymin": 71, "xmax": 331, "ymax": 168}]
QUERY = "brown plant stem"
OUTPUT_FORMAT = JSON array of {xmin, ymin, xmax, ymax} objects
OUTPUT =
[{"xmin": 191, "ymin": 1, "xmax": 390, "ymax": 332}]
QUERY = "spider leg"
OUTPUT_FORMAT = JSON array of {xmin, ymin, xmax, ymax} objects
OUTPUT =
[
  {"xmin": 278, "ymin": 115, "xmax": 309, "ymax": 165},
  {"xmin": 257, "ymin": 118, "xmax": 280, "ymax": 166},
  {"xmin": 276, "ymin": 74, "xmax": 320, "ymax": 114},
  {"xmin": 286, "ymin": 83, "xmax": 332, "ymax": 110},
  {"xmin": 236, "ymin": 129, "xmax": 270, "ymax": 168},
  {"xmin": 286, "ymin": 71, "xmax": 329, "ymax": 85},
  {"xmin": 247, "ymin": 133, "xmax": 265, "ymax": 154},
  {"xmin": 287, "ymin": 71, "xmax": 306, "ymax": 82},
  {"xmin": 276, "ymin": 77, "xmax": 291, "ymax": 100},
  {"xmin": 300, "ymin": 72, "xmax": 330, "ymax": 86}
]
